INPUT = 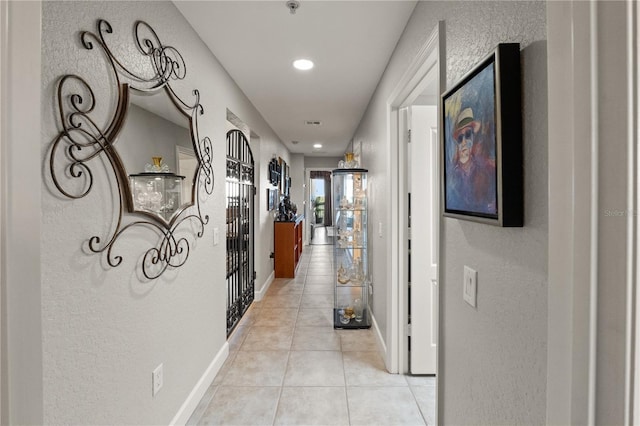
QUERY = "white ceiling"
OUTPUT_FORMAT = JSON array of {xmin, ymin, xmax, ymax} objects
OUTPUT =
[{"xmin": 174, "ymin": 0, "xmax": 417, "ymax": 156}]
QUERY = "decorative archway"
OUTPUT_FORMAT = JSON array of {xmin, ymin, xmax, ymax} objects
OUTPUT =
[{"xmin": 225, "ymin": 129, "xmax": 255, "ymax": 335}]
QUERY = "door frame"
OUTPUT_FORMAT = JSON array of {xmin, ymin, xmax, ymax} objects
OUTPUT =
[
  {"xmin": 1, "ymin": 1, "xmax": 43, "ymax": 423},
  {"xmin": 387, "ymin": 21, "xmax": 444, "ymax": 376},
  {"xmin": 304, "ymin": 167, "xmax": 334, "ymax": 246}
]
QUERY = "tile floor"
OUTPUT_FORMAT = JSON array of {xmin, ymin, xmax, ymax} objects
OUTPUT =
[
  {"xmin": 188, "ymin": 244, "xmax": 436, "ymax": 425},
  {"xmin": 310, "ymin": 225, "xmax": 332, "ymax": 245}
]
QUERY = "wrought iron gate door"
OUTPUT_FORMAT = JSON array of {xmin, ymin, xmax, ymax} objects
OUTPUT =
[{"xmin": 226, "ymin": 129, "xmax": 255, "ymax": 335}]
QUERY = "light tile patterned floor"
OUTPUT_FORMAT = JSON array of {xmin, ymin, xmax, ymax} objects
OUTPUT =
[{"xmin": 188, "ymin": 244, "xmax": 435, "ymax": 426}]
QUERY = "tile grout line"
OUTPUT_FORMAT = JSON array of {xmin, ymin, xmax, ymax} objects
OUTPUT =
[
  {"xmin": 406, "ymin": 382, "xmax": 429, "ymax": 426},
  {"xmin": 272, "ymin": 252, "xmax": 307, "ymax": 425},
  {"xmin": 271, "ymin": 350, "xmax": 292, "ymax": 425}
]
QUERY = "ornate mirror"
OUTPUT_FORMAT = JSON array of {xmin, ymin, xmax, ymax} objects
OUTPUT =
[
  {"xmin": 120, "ymin": 91, "xmax": 197, "ymax": 224},
  {"xmin": 49, "ymin": 20, "xmax": 213, "ymax": 279}
]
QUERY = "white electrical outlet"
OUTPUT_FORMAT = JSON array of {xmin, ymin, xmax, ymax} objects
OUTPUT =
[
  {"xmin": 463, "ymin": 266, "xmax": 477, "ymax": 308},
  {"xmin": 152, "ymin": 363, "xmax": 163, "ymax": 397}
]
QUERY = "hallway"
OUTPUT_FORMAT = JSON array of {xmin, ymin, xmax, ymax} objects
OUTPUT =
[
  {"xmin": 309, "ymin": 225, "xmax": 334, "ymax": 245},
  {"xmin": 188, "ymin": 244, "xmax": 435, "ymax": 425}
]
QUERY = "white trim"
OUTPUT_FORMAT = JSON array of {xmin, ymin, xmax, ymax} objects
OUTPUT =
[
  {"xmin": 629, "ymin": 0, "xmax": 640, "ymax": 423},
  {"xmin": 386, "ymin": 104, "xmax": 399, "ymax": 374},
  {"xmin": 547, "ymin": 2, "xmax": 607, "ymax": 424},
  {"xmin": 386, "ymin": 22, "xmax": 443, "ymax": 378},
  {"xmin": 635, "ymin": 2, "xmax": 640, "ymax": 422},
  {"xmin": 254, "ymin": 271, "xmax": 274, "ymax": 301},
  {"xmin": 370, "ymin": 310, "xmax": 387, "ymax": 357},
  {"xmin": 3, "ymin": 2, "xmax": 43, "ymax": 424},
  {"xmin": 170, "ymin": 342, "xmax": 230, "ymax": 426},
  {"xmin": 0, "ymin": 0, "xmax": 7, "ymax": 420},
  {"xmin": 588, "ymin": 2, "xmax": 599, "ymax": 424},
  {"xmin": 397, "ymin": 106, "xmax": 409, "ymax": 375},
  {"xmin": 388, "ymin": 26, "xmax": 442, "ymax": 109}
]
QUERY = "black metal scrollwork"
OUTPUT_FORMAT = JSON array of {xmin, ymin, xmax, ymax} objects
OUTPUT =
[{"xmin": 49, "ymin": 19, "xmax": 214, "ymax": 279}]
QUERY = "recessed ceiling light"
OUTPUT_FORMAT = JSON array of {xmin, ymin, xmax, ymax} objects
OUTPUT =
[
  {"xmin": 293, "ymin": 59, "xmax": 314, "ymax": 71},
  {"xmin": 313, "ymin": 143, "xmax": 322, "ymax": 149}
]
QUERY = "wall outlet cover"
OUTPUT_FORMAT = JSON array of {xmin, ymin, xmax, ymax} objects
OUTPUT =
[{"xmin": 463, "ymin": 266, "xmax": 477, "ymax": 308}]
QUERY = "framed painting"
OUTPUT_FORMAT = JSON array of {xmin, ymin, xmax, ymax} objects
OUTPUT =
[
  {"xmin": 268, "ymin": 158, "xmax": 280, "ymax": 186},
  {"xmin": 267, "ymin": 188, "xmax": 278, "ymax": 211},
  {"xmin": 278, "ymin": 157, "xmax": 286, "ymax": 192},
  {"xmin": 441, "ymin": 43, "xmax": 523, "ymax": 227}
]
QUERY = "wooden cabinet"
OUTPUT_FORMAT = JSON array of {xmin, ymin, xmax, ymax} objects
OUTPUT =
[{"xmin": 274, "ymin": 216, "xmax": 304, "ymax": 278}]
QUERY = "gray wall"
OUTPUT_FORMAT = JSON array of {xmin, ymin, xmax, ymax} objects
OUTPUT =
[
  {"xmin": 40, "ymin": 1, "xmax": 289, "ymax": 423},
  {"xmin": 352, "ymin": 1, "xmax": 548, "ymax": 424},
  {"xmin": 289, "ymin": 153, "xmax": 305, "ymax": 215},
  {"xmin": 304, "ymin": 156, "xmax": 343, "ymax": 169},
  {"xmin": 118, "ymin": 104, "xmax": 190, "ymax": 174}
]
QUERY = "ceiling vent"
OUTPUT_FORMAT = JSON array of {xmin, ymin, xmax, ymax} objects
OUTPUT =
[{"xmin": 305, "ymin": 120, "xmax": 322, "ymax": 126}]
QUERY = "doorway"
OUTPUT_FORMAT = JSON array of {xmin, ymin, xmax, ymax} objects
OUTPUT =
[
  {"xmin": 309, "ymin": 170, "xmax": 333, "ymax": 245},
  {"xmin": 388, "ymin": 19, "xmax": 443, "ymax": 422},
  {"xmin": 405, "ymin": 105, "xmax": 438, "ymax": 375},
  {"xmin": 225, "ymin": 129, "xmax": 255, "ymax": 336}
]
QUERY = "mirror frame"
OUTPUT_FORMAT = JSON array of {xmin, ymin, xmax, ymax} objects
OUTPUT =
[{"xmin": 48, "ymin": 19, "xmax": 214, "ymax": 279}]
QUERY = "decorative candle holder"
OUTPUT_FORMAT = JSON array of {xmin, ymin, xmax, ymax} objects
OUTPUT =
[{"xmin": 338, "ymin": 152, "xmax": 359, "ymax": 169}]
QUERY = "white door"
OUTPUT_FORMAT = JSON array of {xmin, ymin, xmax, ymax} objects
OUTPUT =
[{"xmin": 408, "ymin": 105, "xmax": 438, "ymax": 374}]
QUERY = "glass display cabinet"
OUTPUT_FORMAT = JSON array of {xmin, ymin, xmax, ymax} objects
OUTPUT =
[
  {"xmin": 129, "ymin": 173, "xmax": 185, "ymax": 222},
  {"xmin": 333, "ymin": 168, "xmax": 371, "ymax": 329}
]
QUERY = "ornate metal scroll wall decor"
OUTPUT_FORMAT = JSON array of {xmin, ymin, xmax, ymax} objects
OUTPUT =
[{"xmin": 49, "ymin": 19, "xmax": 214, "ymax": 279}]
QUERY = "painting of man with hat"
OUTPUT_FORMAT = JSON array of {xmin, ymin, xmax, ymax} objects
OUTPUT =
[{"xmin": 443, "ymin": 62, "xmax": 497, "ymax": 217}]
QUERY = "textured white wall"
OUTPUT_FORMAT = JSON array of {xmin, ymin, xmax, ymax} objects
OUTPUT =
[
  {"xmin": 352, "ymin": 1, "xmax": 547, "ymax": 424},
  {"xmin": 40, "ymin": 1, "xmax": 288, "ymax": 423},
  {"xmin": 253, "ymin": 134, "xmax": 291, "ymax": 294}
]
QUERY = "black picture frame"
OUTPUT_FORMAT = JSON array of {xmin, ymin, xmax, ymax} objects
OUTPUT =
[
  {"xmin": 441, "ymin": 43, "xmax": 523, "ymax": 227},
  {"xmin": 267, "ymin": 188, "xmax": 278, "ymax": 211},
  {"xmin": 268, "ymin": 158, "xmax": 280, "ymax": 186},
  {"xmin": 278, "ymin": 157, "xmax": 285, "ymax": 192}
]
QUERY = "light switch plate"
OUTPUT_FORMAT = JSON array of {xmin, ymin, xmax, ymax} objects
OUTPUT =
[
  {"xmin": 152, "ymin": 363, "xmax": 163, "ymax": 397},
  {"xmin": 213, "ymin": 227, "xmax": 219, "ymax": 245},
  {"xmin": 463, "ymin": 266, "xmax": 477, "ymax": 308}
]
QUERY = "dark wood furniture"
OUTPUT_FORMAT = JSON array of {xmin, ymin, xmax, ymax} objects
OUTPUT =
[{"xmin": 274, "ymin": 216, "xmax": 304, "ymax": 278}]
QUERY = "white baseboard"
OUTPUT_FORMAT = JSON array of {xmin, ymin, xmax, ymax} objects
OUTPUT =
[
  {"xmin": 170, "ymin": 342, "xmax": 230, "ymax": 425},
  {"xmin": 370, "ymin": 311, "xmax": 388, "ymax": 362},
  {"xmin": 254, "ymin": 271, "xmax": 274, "ymax": 301}
]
